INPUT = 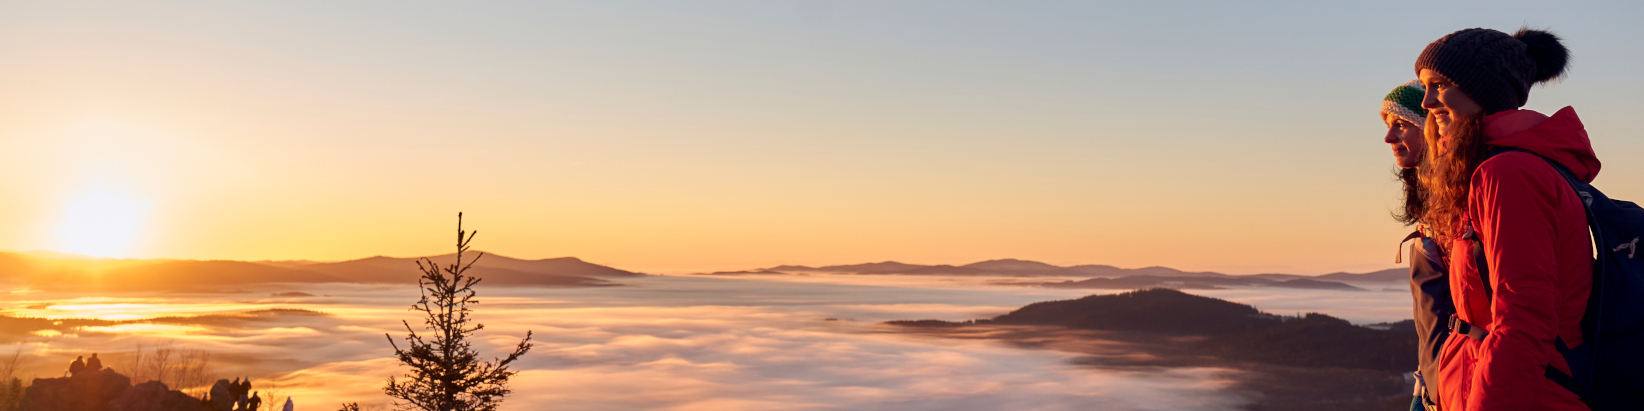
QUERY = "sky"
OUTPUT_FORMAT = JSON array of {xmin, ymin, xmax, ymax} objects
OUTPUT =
[{"xmin": 1, "ymin": 0, "xmax": 1641, "ymax": 274}]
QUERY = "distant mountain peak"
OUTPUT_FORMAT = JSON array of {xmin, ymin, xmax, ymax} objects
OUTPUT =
[{"xmin": 960, "ymin": 259, "xmax": 1063, "ymax": 271}]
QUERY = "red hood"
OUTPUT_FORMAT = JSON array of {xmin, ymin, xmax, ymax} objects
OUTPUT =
[{"xmin": 1485, "ymin": 106, "xmax": 1601, "ymax": 183}]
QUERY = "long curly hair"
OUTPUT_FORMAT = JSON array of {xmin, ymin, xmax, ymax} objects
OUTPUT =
[
  {"xmin": 1393, "ymin": 167, "xmax": 1426, "ymax": 226},
  {"xmin": 1418, "ymin": 112, "xmax": 1490, "ymax": 248}
]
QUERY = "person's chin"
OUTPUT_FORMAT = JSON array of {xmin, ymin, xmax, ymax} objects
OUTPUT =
[{"xmin": 1394, "ymin": 155, "xmax": 1419, "ymax": 169}]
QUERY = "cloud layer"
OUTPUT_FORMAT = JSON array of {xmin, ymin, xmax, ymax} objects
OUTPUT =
[{"xmin": 1, "ymin": 275, "xmax": 1410, "ymax": 409}]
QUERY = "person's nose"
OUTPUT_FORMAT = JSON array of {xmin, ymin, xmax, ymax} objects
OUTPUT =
[
  {"xmin": 1422, "ymin": 88, "xmax": 1441, "ymax": 110},
  {"xmin": 1385, "ymin": 128, "xmax": 1401, "ymax": 144}
]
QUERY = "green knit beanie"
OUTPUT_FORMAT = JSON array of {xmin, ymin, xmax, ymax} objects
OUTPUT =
[{"xmin": 1381, "ymin": 80, "xmax": 1427, "ymax": 128}]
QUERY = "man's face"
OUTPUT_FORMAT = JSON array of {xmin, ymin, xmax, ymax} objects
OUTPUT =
[{"xmin": 1383, "ymin": 113, "xmax": 1425, "ymax": 168}]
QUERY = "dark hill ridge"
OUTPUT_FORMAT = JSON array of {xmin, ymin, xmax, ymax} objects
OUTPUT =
[
  {"xmin": 1316, "ymin": 269, "xmax": 1407, "ymax": 283},
  {"xmin": 989, "ymin": 288, "xmax": 1277, "ymax": 335},
  {"xmin": 961, "ymin": 259, "xmax": 1064, "ymax": 272},
  {"xmin": 0, "ymin": 250, "xmax": 636, "ymax": 292},
  {"xmin": 751, "ymin": 259, "xmax": 1402, "ymax": 291},
  {"xmin": 300, "ymin": 254, "xmax": 622, "ymax": 286},
  {"xmin": 1015, "ymin": 275, "xmax": 1367, "ymax": 291},
  {"xmin": 1274, "ymin": 278, "xmax": 1367, "ymax": 290},
  {"xmin": 23, "ymin": 260, "xmax": 347, "ymax": 291},
  {"xmin": 888, "ymin": 289, "xmax": 1416, "ymax": 372},
  {"xmin": 774, "ymin": 261, "xmax": 929, "ymax": 273}
]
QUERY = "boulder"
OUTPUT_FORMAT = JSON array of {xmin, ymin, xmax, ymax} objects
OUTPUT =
[
  {"xmin": 20, "ymin": 368, "xmax": 132, "ymax": 411},
  {"xmin": 111, "ymin": 381, "xmax": 209, "ymax": 411},
  {"xmin": 206, "ymin": 380, "xmax": 234, "ymax": 411}
]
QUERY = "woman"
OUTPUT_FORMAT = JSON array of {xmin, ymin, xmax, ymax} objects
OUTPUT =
[
  {"xmin": 1382, "ymin": 79, "xmax": 1452, "ymax": 411},
  {"xmin": 1415, "ymin": 27, "xmax": 1595, "ymax": 411},
  {"xmin": 1385, "ymin": 79, "xmax": 1430, "ymax": 224}
]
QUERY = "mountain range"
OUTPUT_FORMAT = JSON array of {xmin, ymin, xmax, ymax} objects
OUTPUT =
[
  {"xmin": 743, "ymin": 258, "xmax": 1405, "ymax": 289},
  {"xmin": 0, "ymin": 251, "xmax": 642, "ymax": 292},
  {"xmin": 1006, "ymin": 275, "xmax": 1373, "ymax": 291}
]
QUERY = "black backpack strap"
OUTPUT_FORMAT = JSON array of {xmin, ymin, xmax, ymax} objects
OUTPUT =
[
  {"xmin": 1463, "ymin": 223, "xmax": 1492, "ymax": 300},
  {"xmin": 1544, "ymin": 337, "xmax": 1583, "ymax": 400},
  {"xmin": 1396, "ymin": 230, "xmax": 1423, "ymax": 264}
]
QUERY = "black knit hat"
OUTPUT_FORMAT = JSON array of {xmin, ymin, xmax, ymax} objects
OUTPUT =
[{"xmin": 1414, "ymin": 27, "xmax": 1570, "ymax": 114}]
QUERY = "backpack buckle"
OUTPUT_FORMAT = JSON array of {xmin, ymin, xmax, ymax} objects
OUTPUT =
[{"xmin": 1449, "ymin": 314, "xmax": 1490, "ymax": 341}]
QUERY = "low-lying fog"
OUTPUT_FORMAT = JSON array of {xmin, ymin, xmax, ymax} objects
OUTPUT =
[{"xmin": 0, "ymin": 273, "xmax": 1410, "ymax": 410}]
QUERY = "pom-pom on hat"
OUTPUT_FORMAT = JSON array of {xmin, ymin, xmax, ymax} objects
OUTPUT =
[
  {"xmin": 1382, "ymin": 80, "xmax": 1427, "ymax": 128},
  {"xmin": 1414, "ymin": 27, "xmax": 1570, "ymax": 114}
]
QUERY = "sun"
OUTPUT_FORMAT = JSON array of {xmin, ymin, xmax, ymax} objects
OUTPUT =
[{"xmin": 54, "ymin": 187, "xmax": 153, "ymax": 258}]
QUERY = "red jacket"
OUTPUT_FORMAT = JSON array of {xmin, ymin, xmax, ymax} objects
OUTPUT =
[{"xmin": 1438, "ymin": 107, "xmax": 1598, "ymax": 411}]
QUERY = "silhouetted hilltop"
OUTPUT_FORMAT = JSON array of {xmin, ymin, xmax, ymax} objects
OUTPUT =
[
  {"xmin": 887, "ymin": 265, "xmax": 989, "ymax": 275},
  {"xmin": 888, "ymin": 289, "xmax": 1416, "ymax": 371},
  {"xmin": 987, "ymin": 288, "xmax": 1277, "ymax": 335},
  {"xmin": 1316, "ymin": 269, "xmax": 1407, "ymax": 283},
  {"xmin": 1014, "ymin": 275, "xmax": 1366, "ymax": 291},
  {"xmin": 0, "ymin": 250, "xmax": 636, "ymax": 291},
  {"xmin": 796, "ymin": 261, "xmax": 928, "ymax": 273},
  {"xmin": 301, "ymin": 255, "xmax": 620, "ymax": 286},
  {"xmin": 2, "ymin": 258, "xmax": 344, "ymax": 292},
  {"xmin": 421, "ymin": 253, "xmax": 644, "ymax": 277},
  {"xmin": 107, "ymin": 261, "xmax": 345, "ymax": 290},
  {"xmin": 766, "ymin": 265, "xmax": 818, "ymax": 271},
  {"xmin": 1241, "ymin": 269, "xmax": 1407, "ymax": 283},
  {"xmin": 701, "ymin": 269, "xmax": 787, "ymax": 276},
  {"xmin": 751, "ymin": 258, "xmax": 1403, "ymax": 286},
  {"xmin": 960, "ymin": 259, "xmax": 1064, "ymax": 272},
  {"xmin": 1273, "ymin": 278, "xmax": 1366, "ymax": 290}
]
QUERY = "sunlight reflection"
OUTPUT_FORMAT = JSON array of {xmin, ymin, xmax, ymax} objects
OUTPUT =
[
  {"xmin": 22, "ymin": 299, "xmax": 278, "ymax": 321},
  {"xmin": 79, "ymin": 323, "xmax": 209, "ymax": 336}
]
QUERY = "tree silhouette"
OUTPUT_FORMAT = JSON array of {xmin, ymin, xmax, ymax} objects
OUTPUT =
[{"xmin": 385, "ymin": 213, "xmax": 533, "ymax": 411}]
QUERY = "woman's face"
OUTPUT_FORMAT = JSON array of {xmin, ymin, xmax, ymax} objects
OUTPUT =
[
  {"xmin": 1383, "ymin": 113, "xmax": 1425, "ymax": 168},
  {"xmin": 1418, "ymin": 69, "xmax": 1483, "ymax": 137}
]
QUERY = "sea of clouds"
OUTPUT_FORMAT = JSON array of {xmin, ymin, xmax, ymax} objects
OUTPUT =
[{"xmin": 0, "ymin": 274, "xmax": 1412, "ymax": 410}]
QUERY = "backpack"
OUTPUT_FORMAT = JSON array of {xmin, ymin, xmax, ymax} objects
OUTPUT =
[
  {"xmin": 1465, "ymin": 149, "xmax": 1644, "ymax": 410},
  {"xmin": 1397, "ymin": 230, "xmax": 1453, "ymax": 408}
]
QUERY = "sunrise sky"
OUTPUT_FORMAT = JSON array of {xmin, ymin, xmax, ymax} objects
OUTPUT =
[{"xmin": 1, "ymin": 1, "xmax": 1641, "ymax": 274}]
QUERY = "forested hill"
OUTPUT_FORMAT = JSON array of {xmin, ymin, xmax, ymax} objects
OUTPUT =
[
  {"xmin": 890, "ymin": 289, "xmax": 1417, "ymax": 371},
  {"xmin": 989, "ymin": 288, "xmax": 1277, "ymax": 335}
]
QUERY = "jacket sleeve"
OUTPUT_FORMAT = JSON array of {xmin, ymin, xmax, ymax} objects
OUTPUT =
[{"xmin": 1467, "ymin": 154, "xmax": 1569, "ymax": 411}]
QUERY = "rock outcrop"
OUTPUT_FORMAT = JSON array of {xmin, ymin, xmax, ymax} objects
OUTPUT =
[
  {"xmin": 20, "ymin": 369, "xmax": 215, "ymax": 411},
  {"xmin": 111, "ymin": 381, "xmax": 209, "ymax": 411},
  {"xmin": 20, "ymin": 368, "xmax": 131, "ymax": 411}
]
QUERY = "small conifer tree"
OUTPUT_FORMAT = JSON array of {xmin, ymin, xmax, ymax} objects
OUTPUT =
[{"xmin": 385, "ymin": 213, "xmax": 533, "ymax": 411}]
